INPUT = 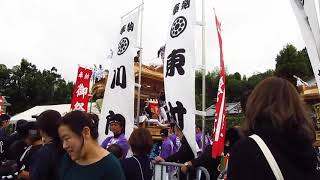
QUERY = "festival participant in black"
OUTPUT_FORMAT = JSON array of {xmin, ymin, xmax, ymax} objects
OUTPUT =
[
  {"xmin": 7, "ymin": 119, "xmax": 28, "ymax": 161},
  {"xmin": 0, "ymin": 114, "xmax": 11, "ymax": 161},
  {"xmin": 0, "ymin": 121, "xmax": 42, "ymax": 180},
  {"xmin": 31, "ymin": 110, "xmax": 64, "ymax": 180},
  {"xmin": 59, "ymin": 111, "xmax": 125, "ymax": 180},
  {"xmin": 181, "ymin": 127, "xmax": 243, "ymax": 180},
  {"xmin": 0, "ymin": 114, "xmax": 10, "ymax": 138},
  {"xmin": 17, "ymin": 121, "xmax": 42, "ymax": 180},
  {"xmin": 121, "ymin": 128, "xmax": 153, "ymax": 180}
]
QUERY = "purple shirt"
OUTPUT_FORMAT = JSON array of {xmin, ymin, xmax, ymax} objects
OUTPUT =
[
  {"xmin": 160, "ymin": 137, "xmax": 174, "ymax": 159},
  {"xmin": 196, "ymin": 132, "xmax": 210, "ymax": 149},
  {"xmin": 169, "ymin": 134, "xmax": 177, "ymax": 152},
  {"xmin": 101, "ymin": 133, "xmax": 129, "ymax": 158}
]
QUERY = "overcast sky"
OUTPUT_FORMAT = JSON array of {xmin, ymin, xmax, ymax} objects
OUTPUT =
[{"xmin": 0, "ymin": 0, "xmax": 306, "ymax": 81}]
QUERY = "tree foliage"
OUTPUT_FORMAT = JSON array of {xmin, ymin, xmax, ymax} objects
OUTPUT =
[
  {"xmin": 195, "ymin": 44, "xmax": 313, "ymax": 109},
  {"xmin": 274, "ymin": 44, "xmax": 314, "ymax": 84},
  {"xmin": 0, "ymin": 59, "xmax": 74, "ymax": 114}
]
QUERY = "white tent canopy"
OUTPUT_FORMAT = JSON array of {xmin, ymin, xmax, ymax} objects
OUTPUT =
[{"xmin": 11, "ymin": 103, "xmax": 100, "ymax": 121}]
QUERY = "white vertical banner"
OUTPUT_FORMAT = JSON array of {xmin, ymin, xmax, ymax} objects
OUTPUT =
[
  {"xmin": 291, "ymin": 0, "xmax": 320, "ymax": 93},
  {"xmin": 98, "ymin": 9, "xmax": 140, "ymax": 143},
  {"xmin": 304, "ymin": 0, "xmax": 320, "ymax": 56},
  {"xmin": 164, "ymin": 0, "xmax": 197, "ymax": 155}
]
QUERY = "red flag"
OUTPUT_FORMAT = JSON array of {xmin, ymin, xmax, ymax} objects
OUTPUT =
[
  {"xmin": 212, "ymin": 14, "xmax": 227, "ymax": 158},
  {"xmin": 70, "ymin": 67, "xmax": 93, "ymax": 112},
  {"xmin": 0, "ymin": 96, "xmax": 3, "ymax": 114}
]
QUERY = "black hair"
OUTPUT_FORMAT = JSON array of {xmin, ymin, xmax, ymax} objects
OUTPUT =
[
  {"xmin": 0, "ymin": 114, "xmax": 10, "ymax": 126},
  {"xmin": 36, "ymin": 110, "xmax": 64, "ymax": 155},
  {"xmin": 107, "ymin": 144, "xmax": 123, "ymax": 159},
  {"xmin": 20, "ymin": 122, "xmax": 41, "ymax": 142},
  {"xmin": 169, "ymin": 123, "xmax": 175, "ymax": 130},
  {"xmin": 0, "ymin": 114, "xmax": 10, "ymax": 121},
  {"xmin": 225, "ymin": 128, "xmax": 242, "ymax": 148},
  {"xmin": 36, "ymin": 110, "xmax": 61, "ymax": 141},
  {"xmin": 60, "ymin": 111, "xmax": 99, "ymax": 140},
  {"xmin": 196, "ymin": 125, "xmax": 202, "ymax": 131},
  {"xmin": 160, "ymin": 128, "xmax": 169, "ymax": 137},
  {"xmin": 16, "ymin": 119, "xmax": 28, "ymax": 134}
]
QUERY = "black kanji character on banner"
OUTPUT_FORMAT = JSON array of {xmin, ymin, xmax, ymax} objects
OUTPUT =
[
  {"xmin": 300, "ymin": 0, "xmax": 304, "ymax": 6},
  {"xmin": 318, "ymin": 69, "xmax": 320, "ymax": 76},
  {"xmin": 170, "ymin": 16, "xmax": 187, "ymax": 38},
  {"xmin": 166, "ymin": 48, "xmax": 185, "ymax": 77},
  {"xmin": 169, "ymin": 101, "xmax": 186, "ymax": 130},
  {"xmin": 120, "ymin": 25, "xmax": 126, "ymax": 35},
  {"xmin": 111, "ymin": 66, "xmax": 126, "ymax": 89},
  {"xmin": 181, "ymin": 0, "xmax": 190, "ymax": 10},
  {"xmin": 173, "ymin": 3, "xmax": 180, "ymax": 15},
  {"xmin": 117, "ymin": 37, "xmax": 130, "ymax": 55},
  {"xmin": 127, "ymin": 22, "xmax": 134, "ymax": 32}
]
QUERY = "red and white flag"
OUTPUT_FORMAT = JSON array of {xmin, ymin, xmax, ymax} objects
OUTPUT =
[
  {"xmin": 0, "ymin": 96, "xmax": 3, "ymax": 114},
  {"xmin": 70, "ymin": 67, "xmax": 92, "ymax": 112},
  {"xmin": 212, "ymin": 14, "xmax": 227, "ymax": 158}
]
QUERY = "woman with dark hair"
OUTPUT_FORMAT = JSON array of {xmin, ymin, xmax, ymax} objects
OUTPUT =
[
  {"xmin": 59, "ymin": 111, "xmax": 125, "ymax": 180},
  {"xmin": 228, "ymin": 77, "xmax": 320, "ymax": 179},
  {"xmin": 121, "ymin": 128, "xmax": 153, "ymax": 180},
  {"xmin": 31, "ymin": 110, "xmax": 63, "ymax": 180}
]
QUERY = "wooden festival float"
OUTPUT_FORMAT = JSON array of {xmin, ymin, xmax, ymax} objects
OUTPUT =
[
  {"xmin": 298, "ymin": 84, "xmax": 320, "ymax": 147},
  {"xmin": 92, "ymin": 63, "xmax": 165, "ymax": 141}
]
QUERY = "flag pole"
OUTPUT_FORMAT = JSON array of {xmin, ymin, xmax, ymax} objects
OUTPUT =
[
  {"xmin": 201, "ymin": 0, "xmax": 207, "ymax": 152},
  {"xmin": 89, "ymin": 67, "xmax": 96, "ymax": 113},
  {"xmin": 121, "ymin": 3, "xmax": 144, "ymax": 20},
  {"xmin": 136, "ymin": 1, "xmax": 144, "ymax": 125}
]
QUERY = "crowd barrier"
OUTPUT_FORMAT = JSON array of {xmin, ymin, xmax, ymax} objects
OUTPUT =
[{"xmin": 152, "ymin": 161, "xmax": 210, "ymax": 180}]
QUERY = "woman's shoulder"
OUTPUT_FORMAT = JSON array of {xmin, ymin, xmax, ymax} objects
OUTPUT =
[
  {"xmin": 230, "ymin": 137, "xmax": 262, "ymax": 159},
  {"xmin": 121, "ymin": 157, "xmax": 135, "ymax": 167},
  {"xmin": 100, "ymin": 153, "xmax": 120, "ymax": 165},
  {"xmin": 101, "ymin": 154, "xmax": 125, "ymax": 179},
  {"xmin": 122, "ymin": 156, "xmax": 151, "ymax": 166}
]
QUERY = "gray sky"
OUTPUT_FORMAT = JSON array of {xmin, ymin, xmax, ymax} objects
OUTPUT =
[{"xmin": 0, "ymin": 0, "xmax": 305, "ymax": 81}]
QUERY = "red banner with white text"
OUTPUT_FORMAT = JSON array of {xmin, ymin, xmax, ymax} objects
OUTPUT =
[
  {"xmin": 70, "ymin": 67, "xmax": 92, "ymax": 112},
  {"xmin": 212, "ymin": 14, "xmax": 227, "ymax": 158}
]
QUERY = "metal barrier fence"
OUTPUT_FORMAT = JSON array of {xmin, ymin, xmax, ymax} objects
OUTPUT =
[{"xmin": 152, "ymin": 161, "xmax": 210, "ymax": 180}]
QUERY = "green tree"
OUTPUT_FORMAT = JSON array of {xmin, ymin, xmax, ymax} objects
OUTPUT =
[
  {"xmin": 195, "ymin": 70, "xmax": 219, "ymax": 109},
  {"xmin": 233, "ymin": 72, "xmax": 241, "ymax": 81},
  {"xmin": 274, "ymin": 44, "xmax": 313, "ymax": 84},
  {"xmin": 0, "ymin": 64, "xmax": 11, "ymax": 95},
  {"xmin": 2, "ymin": 59, "xmax": 74, "ymax": 114},
  {"xmin": 247, "ymin": 70, "xmax": 274, "ymax": 89},
  {"xmin": 242, "ymin": 75, "xmax": 247, "ymax": 81}
]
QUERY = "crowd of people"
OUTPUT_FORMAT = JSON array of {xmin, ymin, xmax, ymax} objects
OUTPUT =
[{"xmin": 0, "ymin": 77, "xmax": 319, "ymax": 180}]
